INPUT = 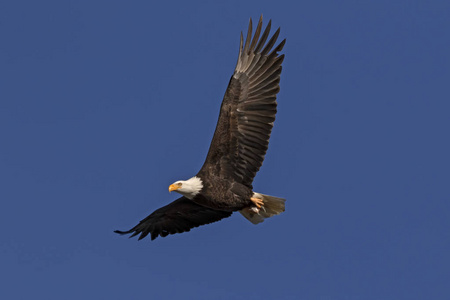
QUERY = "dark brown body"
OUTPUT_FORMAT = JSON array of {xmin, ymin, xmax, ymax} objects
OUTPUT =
[{"xmin": 192, "ymin": 174, "xmax": 253, "ymax": 211}]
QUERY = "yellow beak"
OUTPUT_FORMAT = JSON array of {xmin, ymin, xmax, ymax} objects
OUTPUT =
[{"xmin": 168, "ymin": 184, "xmax": 180, "ymax": 192}]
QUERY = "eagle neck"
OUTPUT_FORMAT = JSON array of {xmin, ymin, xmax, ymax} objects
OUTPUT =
[{"xmin": 183, "ymin": 176, "xmax": 203, "ymax": 200}]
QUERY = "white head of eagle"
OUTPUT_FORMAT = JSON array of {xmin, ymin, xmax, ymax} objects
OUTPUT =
[{"xmin": 168, "ymin": 176, "xmax": 203, "ymax": 200}]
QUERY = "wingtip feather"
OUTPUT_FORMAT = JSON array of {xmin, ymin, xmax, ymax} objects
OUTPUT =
[{"xmin": 114, "ymin": 229, "xmax": 132, "ymax": 235}]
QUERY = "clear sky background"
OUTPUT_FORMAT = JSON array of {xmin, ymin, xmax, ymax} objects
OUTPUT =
[{"xmin": 1, "ymin": 1, "xmax": 449, "ymax": 299}]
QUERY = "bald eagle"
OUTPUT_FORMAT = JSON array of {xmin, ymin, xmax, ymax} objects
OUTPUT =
[{"xmin": 115, "ymin": 17, "xmax": 286, "ymax": 240}]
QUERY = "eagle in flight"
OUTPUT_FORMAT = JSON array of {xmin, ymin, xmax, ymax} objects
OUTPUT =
[{"xmin": 115, "ymin": 16, "xmax": 286, "ymax": 240}]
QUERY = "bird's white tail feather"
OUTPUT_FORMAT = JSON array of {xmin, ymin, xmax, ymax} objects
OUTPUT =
[{"xmin": 239, "ymin": 193, "xmax": 286, "ymax": 224}]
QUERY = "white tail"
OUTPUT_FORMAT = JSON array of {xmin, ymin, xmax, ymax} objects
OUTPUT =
[{"xmin": 239, "ymin": 192, "xmax": 286, "ymax": 224}]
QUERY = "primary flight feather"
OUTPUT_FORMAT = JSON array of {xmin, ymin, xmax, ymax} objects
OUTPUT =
[{"xmin": 115, "ymin": 16, "xmax": 286, "ymax": 241}]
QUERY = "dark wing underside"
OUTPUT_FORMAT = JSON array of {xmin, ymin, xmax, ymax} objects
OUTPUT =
[
  {"xmin": 114, "ymin": 197, "xmax": 232, "ymax": 240},
  {"xmin": 199, "ymin": 16, "xmax": 285, "ymax": 188}
]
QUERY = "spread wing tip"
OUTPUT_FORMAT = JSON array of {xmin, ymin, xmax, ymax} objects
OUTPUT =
[
  {"xmin": 235, "ymin": 17, "xmax": 284, "ymax": 75},
  {"xmin": 114, "ymin": 229, "xmax": 132, "ymax": 235},
  {"xmin": 115, "ymin": 228, "xmax": 150, "ymax": 240}
]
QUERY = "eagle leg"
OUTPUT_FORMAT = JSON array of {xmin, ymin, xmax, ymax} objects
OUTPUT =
[{"xmin": 250, "ymin": 197, "xmax": 264, "ymax": 209}]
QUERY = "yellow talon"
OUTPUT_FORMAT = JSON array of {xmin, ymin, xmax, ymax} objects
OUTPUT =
[{"xmin": 250, "ymin": 197, "xmax": 264, "ymax": 209}]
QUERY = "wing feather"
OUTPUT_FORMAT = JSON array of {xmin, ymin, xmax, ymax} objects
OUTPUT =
[
  {"xmin": 199, "ymin": 16, "xmax": 285, "ymax": 187},
  {"xmin": 254, "ymin": 18, "xmax": 271, "ymax": 53},
  {"xmin": 115, "ymin": 197, "xmax": 232, "ymax": 240}
]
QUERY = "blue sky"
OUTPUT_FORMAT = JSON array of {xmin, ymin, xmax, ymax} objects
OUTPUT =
[{"xmin": 1, "ymin": 1, "xmax": 449, "ymax": 299}]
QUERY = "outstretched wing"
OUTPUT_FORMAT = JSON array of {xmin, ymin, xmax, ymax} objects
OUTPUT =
[
  {"xmin": 114, "ymin": 197, "xmax": 232, "ymax": 240},
  {"xmin": 199, "ymin": 16, "xmax": 285, "ymax": 188}
]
